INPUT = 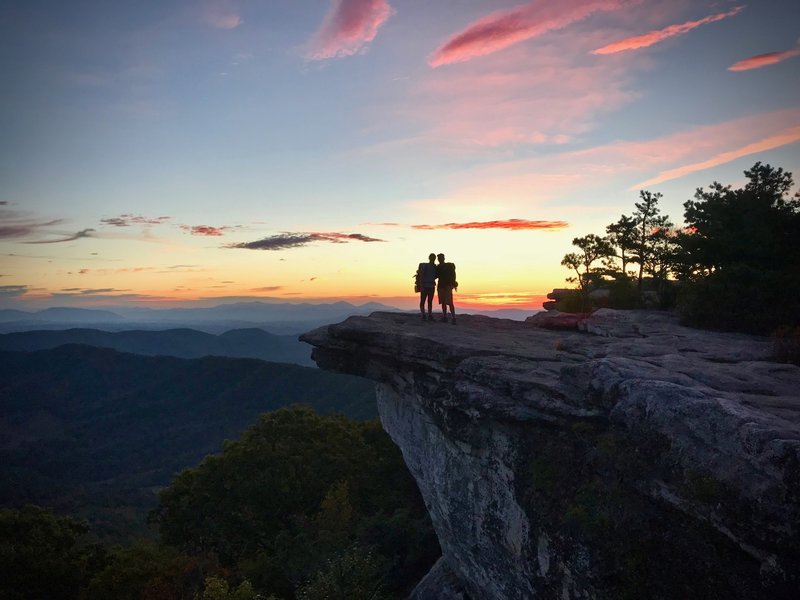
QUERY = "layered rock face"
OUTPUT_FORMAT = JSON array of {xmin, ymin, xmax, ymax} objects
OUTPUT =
[{"xmin": 300, "ymin": 310, "xmax": 800, "ymax": 599}]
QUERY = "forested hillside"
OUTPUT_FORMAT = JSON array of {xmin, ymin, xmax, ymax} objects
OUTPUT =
[
  {"xmin": 0, "ymin": 345, "xmax": 376, "ymax": 540},
  {"xmin": 1, "ymin": 407, "xmax": 438, "ymax": 600}
]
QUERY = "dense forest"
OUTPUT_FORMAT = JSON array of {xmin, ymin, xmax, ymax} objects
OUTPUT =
[
  {"xmin": 0, "ymin": 345, "xmax": 377, "ymax": 541},
  {"xmin": 559, "ymin": 162, "xmax": 800, "ymax": 338},
  {"xmin": 1, "ymin": 408, "xmax": 438, "ymax": 599}
]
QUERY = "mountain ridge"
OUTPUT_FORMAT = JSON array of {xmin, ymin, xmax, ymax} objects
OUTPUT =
[{"xmin": 0, "ymin": 327, "xmax": 314, "ymax": 366}]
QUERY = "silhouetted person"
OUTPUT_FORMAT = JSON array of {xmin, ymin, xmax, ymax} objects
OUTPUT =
[
  {"xmin": 416, "ymin": 253, "xmax": 437, "ymax": 321},
  {"xmin": 436, "ymin": 253, "xmax": 457, "ymax": 324}
]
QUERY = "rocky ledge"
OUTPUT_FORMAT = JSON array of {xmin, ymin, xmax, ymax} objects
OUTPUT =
[{"xmin": 300, "ymin": 309, "xmax": 800, "ymax": 599}]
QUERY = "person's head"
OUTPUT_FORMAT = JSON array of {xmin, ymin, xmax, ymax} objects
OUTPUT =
[
  {"xmin": 437, "ymin": 253, "xmax": 445, "ymax": 263},
  {"xmin": 428, "ymin": 253, "xmax": 436, "ymax": 262}
]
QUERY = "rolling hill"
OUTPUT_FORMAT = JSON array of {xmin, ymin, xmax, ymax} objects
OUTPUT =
[
  {"xmin": 0, "ymin": 345, "xmax": 376, "ymax": 540},
  {"xmin": 0, "ymin": 327, "xmax": 315, "ymax": 366}
]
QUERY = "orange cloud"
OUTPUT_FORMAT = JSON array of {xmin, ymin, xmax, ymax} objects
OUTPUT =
[
  {"xmin": 728, "ymin": 47, "xmax": 800, "ymax": 71},
  {"xmin": 429, "ymin": 0, "xmax": 625, "ymax": 67},
  {"xmin": 632, "ymin": 124, "xmax": 800, "ymax": 188},
  {"xmin": 592, "ymin": 6, "xmax": 744, "ymax": 55},
  {"xmin": 412, "ymin": 219, "xmax": 568, "ymax": 231},
  {"xmin": 307, "ymin": 0, "xmax": 393, "ymax": 60}
]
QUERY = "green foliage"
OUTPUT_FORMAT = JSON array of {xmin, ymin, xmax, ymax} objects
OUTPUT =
[
  {"xmin": 0, "ymin": 505, "xmax": 106, "ymax": 600},
  {"xmin": 295, "ymin": 546, "xmax": 391, "ymax": 600},
  {"xmin": 0, "ymin": 345, "xmax": 376, "ymax": 542},
  {"xmin": 631, "ymin": 191, "xmax": 676, "ymax": 291},
  {"xmin": 677, "ymin": 163, "xmax": 800, "ymax": 332},
  {"xmin": 605, "ymin": 214, "xmax": 638, "ymax": 276},
  {"xmin": 201, "ymin": 576, "xmax": 258, "ymax": 600},
  {"xmin": 559, "ymin": 162, "xmax": 798, "ymax": 328},
  {"xmin": 562, "ymin": 191, "xmax": 677, "ymax": 310},
  {"xmin": 561, "ymin": 234, "xmax": 615, "ymax": 310},
  {"xmin": 155, "ymin": 406, "xmax": 438, "ymax": 599},
  {"xmin": 82, "ymin": 541, "xmax": 213, "ymax": 600}
]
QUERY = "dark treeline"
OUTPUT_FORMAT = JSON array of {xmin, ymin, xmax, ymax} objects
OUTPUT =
[
  {"xmin": 560, "ymin": 162, "xmax": 800, "ymax": 336},
  {"xmin": 1, "ymin": 407, "xmax": 438, "ymax": 600}
]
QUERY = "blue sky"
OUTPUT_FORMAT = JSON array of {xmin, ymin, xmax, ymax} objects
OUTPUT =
[{"xmin": 1, "ymin": 0, "xmax": 798, "ymax": 311}]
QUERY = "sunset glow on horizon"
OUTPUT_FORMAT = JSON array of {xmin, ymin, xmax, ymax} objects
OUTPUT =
[{"xmin": 1, "ymin": 0, "xmax": 798, "ymax": 314}]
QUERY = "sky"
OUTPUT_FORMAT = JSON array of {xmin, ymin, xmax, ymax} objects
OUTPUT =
[{"xmin": 1, "ymin": 0, "xmax": 799, "ymax": 312}]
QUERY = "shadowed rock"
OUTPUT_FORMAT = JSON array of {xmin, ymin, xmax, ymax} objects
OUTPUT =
[{"xmin": 301, "ymin": 310, "xmax": 800, "ymax": 599}]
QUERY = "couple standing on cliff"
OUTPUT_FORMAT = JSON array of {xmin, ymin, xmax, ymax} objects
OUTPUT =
[{"xmin": 416, "ymin": 253, "xmax": 458, "ymax": 324}]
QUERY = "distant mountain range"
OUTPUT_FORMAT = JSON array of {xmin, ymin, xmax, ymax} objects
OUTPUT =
[
  {"xmin": 0, "ymin": 344, "xmax": 377, "ymax": 541},
  {"xmin": 0, "ymin": 300, "xmax": 398, "ymax": 334},
  {"xmin": 0, "ymin": 327, "xmax": 315, "ymax": 367}
]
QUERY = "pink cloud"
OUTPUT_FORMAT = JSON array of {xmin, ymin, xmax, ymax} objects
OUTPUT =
[
  {"xmin": 203, "ymin": 1, "xmax": 242, "ymax": 29},
  {"xmin": 632, "ymin": 124, "xmax": 800, "ymax": 188},
  {"xmin": 411, "ymin": 41, "xmax": 637, "ymax": 150},
  {"xmin": 440, "ymin": 108, "xmax": 800, "ymax": 208},
  {"xmin": 728, "ymin": 47, "xmax": 800, "ymax": 71},
  {"xmin": 592, "ymin": 6, "xmax": 744, "ymax": 55},
  {"xmin": 429, "ymin": 0, "xmax": 626, "ymax": 67},
  {"xmin": 307, "ymin": 0, "xmax": 393, "ymax": 60},
  {"xmin": 412, "ymin": 219, "xmax": 568, "ymax": 231},
  {"xmin": 180, "ymin": 225, "xmax": 230, "ymax": 236}
]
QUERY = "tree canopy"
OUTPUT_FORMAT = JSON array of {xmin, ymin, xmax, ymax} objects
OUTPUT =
[{"xmin": 559, "ymin": 162, "xmax": 800, "ymax": 333}]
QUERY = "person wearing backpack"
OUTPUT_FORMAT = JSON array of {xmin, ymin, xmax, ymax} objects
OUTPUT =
[
  {"xmin": 436, "ymin": 253, "xmax": 458, "ymax": 324},
  {"xmin": 415, "ymin": 253, "xmax": 438, "ymax": 321}
]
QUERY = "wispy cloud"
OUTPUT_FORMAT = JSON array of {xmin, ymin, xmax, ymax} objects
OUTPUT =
[
  {"xmin": 306, "ymin": 0, "xmax": 394, "ymax": 60},
  {"xmin": 0, "ymin": 284, "xmax": 28, "ymax": 298},
  {"xmin": 25, "ymin": 229, "xmax": 95, "ymax": 244},
  {"xmin": 632, "ymin": 124, "xmax": 800, "ymax": 188},
  {"xmin": 412, "ymin": 219, "xmax": 568, "ymax": 231},
  {"xmin": 410, "ymin": 40, "xmax": 636, "ymax": 151},
  {"xmin": 251, "ymin": 286, "xmax": 284, "ymax": 292},
  {"xmin": 728, "ymin": 46, "xmax": 800, "ymax": 71},
  {"xmin": 58, "ymin": 287, "xmax": 120, "ymax": 295},
  {"xmin": 592, "ymin": 6, "xmax": 744, "ymax": 55},
  {"xmin": 433, "ymin": 108, "xmax": 800, "ymax": 209},
  {"xmin": 202, "ymin": 1, "xmax": 242, "ymax": 29},
  {"xmin": 0, "ymin": 218, "xmax": 64, "ymax": 239},
  {"xmin": 100, "ymin": 214, "xmax": 171, "ymax": 227},
  {"xmin": 180, "ymin": 225, "xmax": 230, "ymax": 236},
  {"xmin": 227, "ymin": 231, "xmax": 386, "ymax": 251},
  {"xmin": 429, "ymin": 0, "xmax": 625, "ymax": 67}
]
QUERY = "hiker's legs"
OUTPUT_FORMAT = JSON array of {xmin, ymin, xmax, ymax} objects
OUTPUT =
[{"xmin": 420, "ymin": 289, "xmax": 430, "ymax": 315}]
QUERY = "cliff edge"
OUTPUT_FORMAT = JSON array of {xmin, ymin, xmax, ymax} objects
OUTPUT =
[{"xmin": 300, "ymin": 310, "xmax": 800, "ymax": 599}]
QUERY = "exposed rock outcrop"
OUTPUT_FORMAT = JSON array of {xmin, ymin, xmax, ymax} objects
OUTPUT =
[{"xmin": 300, "ymin": 310, "xmax": 800, "ymax": 599}]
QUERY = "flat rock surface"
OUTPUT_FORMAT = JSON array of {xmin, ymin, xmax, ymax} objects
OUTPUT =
[{"xmin": 303, "ymin": 309, "xmax": 799, "ymax": 424}]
